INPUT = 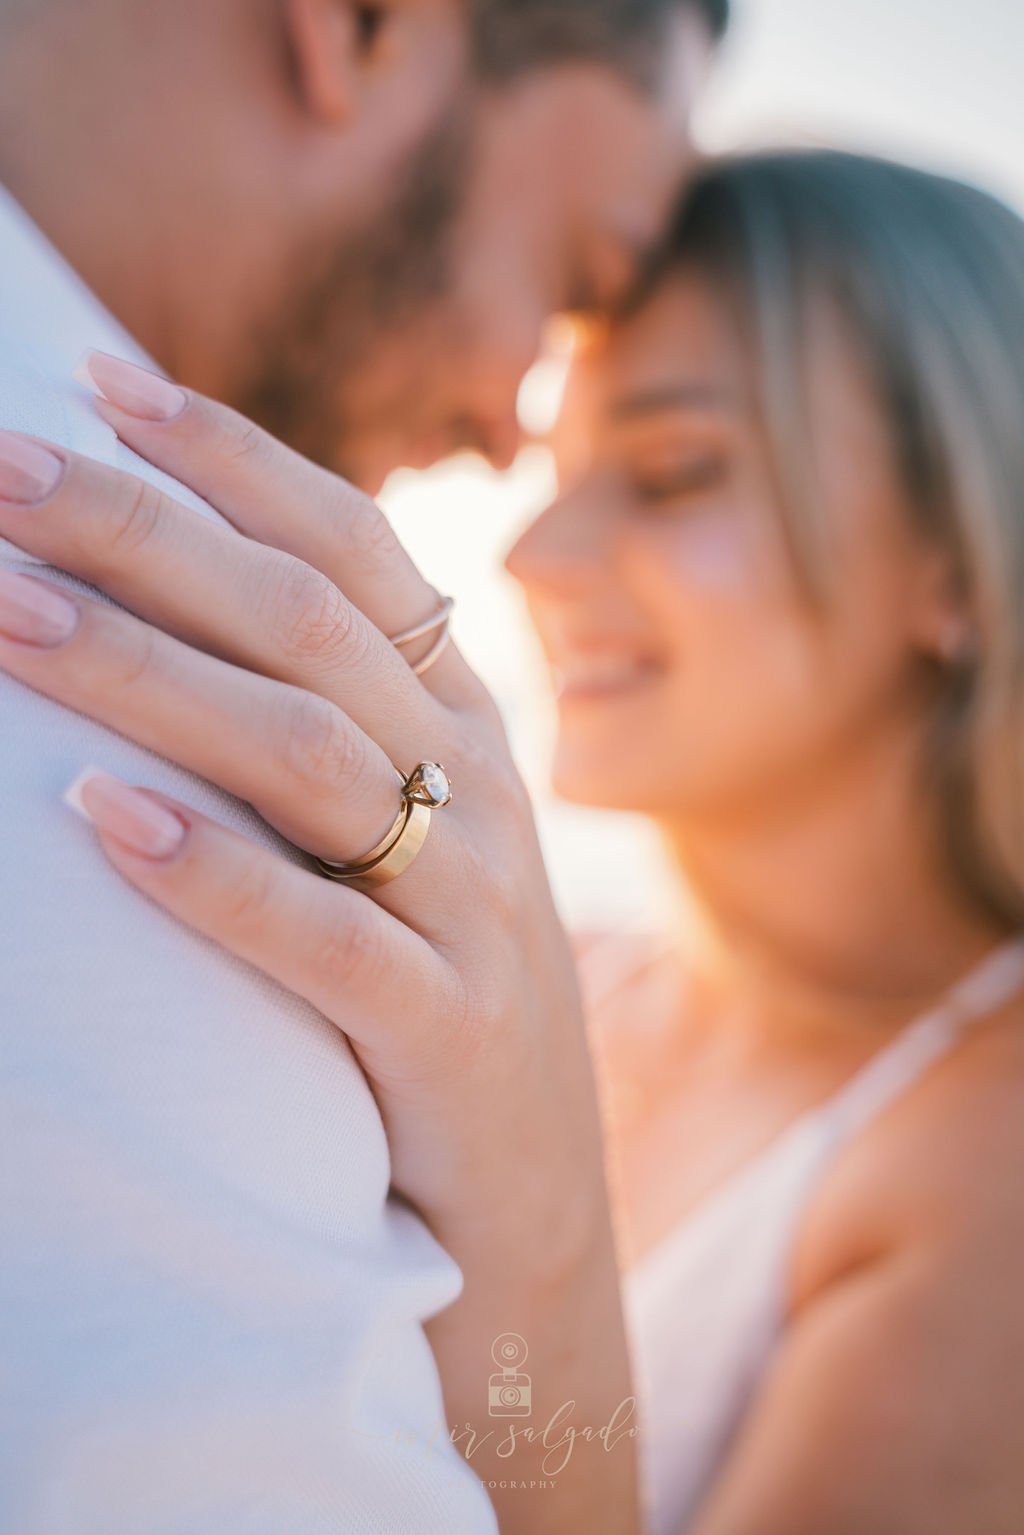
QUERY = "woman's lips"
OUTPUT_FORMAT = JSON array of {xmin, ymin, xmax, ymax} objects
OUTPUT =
[{"xmin": 553, "ymin": 654, "xmax": 664, "ymax": 703}]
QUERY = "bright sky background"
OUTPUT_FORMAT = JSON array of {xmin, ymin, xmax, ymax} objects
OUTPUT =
[{"xmin": 381, "ymin": 0, "xmax": 1024, "ymax": 931}]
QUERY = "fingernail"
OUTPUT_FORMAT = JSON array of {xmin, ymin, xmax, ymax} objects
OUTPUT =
[
  {"xmin": 75, "ymin": 352, "xmax": 187, "ymax": 422},
  {"xmin": 0, "ymin": 567, "xmax": 79, "ymax": 645},
  {"xmin": 0, "ymin": 429, "xmax": 65, "ymax": 504},
  {"xmin": 63, "ymin": 768, "xmax": 187, "ymax": 859}
]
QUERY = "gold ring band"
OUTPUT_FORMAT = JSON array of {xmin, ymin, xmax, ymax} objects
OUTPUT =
[
  {"xmin": 317, "ymin": 798, "xmax": 432, "ymax": 888},
  {"xmin": 314, "ymin": 762, "xmax": 452, "ymax": 889}
]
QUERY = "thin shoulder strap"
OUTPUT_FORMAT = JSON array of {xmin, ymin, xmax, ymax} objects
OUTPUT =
[{"xmin": 825, "ymin": 936, "xmax": 1024, "ymax": 1143}]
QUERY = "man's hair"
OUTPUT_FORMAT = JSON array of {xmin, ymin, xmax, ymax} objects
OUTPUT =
[{"xmin": 471, "ymin": 0, "xmax": 729, "ymax": 87}]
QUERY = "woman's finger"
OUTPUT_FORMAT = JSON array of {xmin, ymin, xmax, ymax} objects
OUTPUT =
[
  {"xmin": 64, "ymin": 768, "xmax": 455, "ymax": 1070},
  {"xmin": 79, "ymin": 352, "xmax": 478, "ymax": 706},
  {"xmin": 0, "ymin": 567, "xmax": 467, "ymax": 910},
  {"xmin": 0, "ymin": 430, "xmax": 450, "ymax": 761}
]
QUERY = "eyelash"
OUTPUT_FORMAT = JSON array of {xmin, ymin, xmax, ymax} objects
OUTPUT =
[{"xmin": 631, "ymin": 457, "xmax": 727, "ymax": 507}]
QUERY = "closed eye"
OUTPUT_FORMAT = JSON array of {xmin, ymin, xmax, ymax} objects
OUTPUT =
[
  {"xmin": 631, "ymin": 456, "xmax": 728, "ymax": 506},
  {"xmin": 355, "ymin": 3, "xmax": 386, "ymax": 50}
]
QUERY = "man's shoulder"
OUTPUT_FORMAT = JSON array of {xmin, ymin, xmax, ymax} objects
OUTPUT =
[
  {"xmin": 0, "ymin": 186, "xmax": 228, "ymax": 540},
  {"xmin": 0, "ymin": 341, "xmax": 224, "ymax": 577},
  {"xmin": 0, "ymin": 202, "xmax": 497, "ymax": 1535}
]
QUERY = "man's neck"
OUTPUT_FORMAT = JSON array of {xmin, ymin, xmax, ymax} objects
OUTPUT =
[{"xmin": 0, "ymin": 3, "xmax": 283, "ymax": 403}]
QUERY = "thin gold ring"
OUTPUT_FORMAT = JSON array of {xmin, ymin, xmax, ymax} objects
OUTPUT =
[
  {"xmin": 315, "ymin": 768, "xmax": 407, "ymax": 876},
  {"xmin": 389, "ymin": 596, "xmax": 454, "ymax": 650},
  {"xmin": 411, "ymin": 625, "xmax": 453, "ymax": 677}
]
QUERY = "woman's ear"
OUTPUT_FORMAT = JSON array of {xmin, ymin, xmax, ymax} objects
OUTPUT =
[
  {"xmin": 286, "ymin": 0, "xmax": 385, "ymax": 126},
  {"xmin": 911, "ymin": 543, "xmax": 978, "ymax": 667}
]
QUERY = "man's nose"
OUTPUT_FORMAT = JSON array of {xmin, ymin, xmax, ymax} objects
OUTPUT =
[
  {"xmin": 478, "ymin": 413, "xmax": 523, "ymax": 472},
  {"xmin": 471, "ymin": 314, "xmax": 551, "ymax": 470}
]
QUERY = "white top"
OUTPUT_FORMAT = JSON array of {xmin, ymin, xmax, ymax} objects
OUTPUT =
[
  {"xmin": 0, "ymin": 186, "xmax": 496, "ymax": 1535},
  {"xmin": 619, "ymin": 936, "xmax": 1024, "ymax": 1535}
]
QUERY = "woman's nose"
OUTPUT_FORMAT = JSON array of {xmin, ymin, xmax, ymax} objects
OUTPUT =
[{"xmin": 505, "ymin": 483, "xmax": 609, "ymax": 595}]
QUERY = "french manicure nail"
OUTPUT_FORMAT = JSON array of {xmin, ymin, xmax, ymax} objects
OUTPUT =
[
  {"xmin": 0, "ymin": 430, "xmax": 65, "ymax": 504},
  {"xmin": 63, "ymin": 768, "xmax": 187, "ymax": 859},
  {"xmin": 76, "ymin": 352, "xmax": 187, "ymax": 422},
  {"xmin": 0, "ymin": 567, "xmax": 79, "ymax": 645}
]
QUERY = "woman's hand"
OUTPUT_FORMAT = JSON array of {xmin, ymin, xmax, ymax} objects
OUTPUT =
[
  {"xmin": 0, "ymin": 355, "xmax": 638, "ymax": 1534},
  {"xmin": 0, "ymin": 363, "xmax": 573, "ymax": 1229}
]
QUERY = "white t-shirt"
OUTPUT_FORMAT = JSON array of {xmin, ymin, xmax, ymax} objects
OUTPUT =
[{"xmin": 0, "ymin": 185, "xmax": 496, "ymax": 1535}]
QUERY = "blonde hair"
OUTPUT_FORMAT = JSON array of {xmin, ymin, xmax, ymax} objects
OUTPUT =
[{"xmin": 646, "ymin": 150, "xmax": 1024, "ymax": 924}]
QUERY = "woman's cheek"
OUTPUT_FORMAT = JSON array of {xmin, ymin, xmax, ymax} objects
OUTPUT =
[{"xmin": 659, "ymin": 509, "xmax": 756, "ymax": 594}]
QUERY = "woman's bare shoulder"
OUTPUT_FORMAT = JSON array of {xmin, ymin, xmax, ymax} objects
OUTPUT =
[
  {"xmin": 792, "ymin": 993, "xmax": 1024, "ymax": 1312},
  {"xmin": 744, "ymin": 1002, "xmax": 1024, "ymax": 1529}
]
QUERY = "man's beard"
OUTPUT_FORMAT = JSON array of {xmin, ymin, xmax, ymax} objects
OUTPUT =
[{"xmin": 237, "ymin": 99, "xmax": 473, "ymax": 485}]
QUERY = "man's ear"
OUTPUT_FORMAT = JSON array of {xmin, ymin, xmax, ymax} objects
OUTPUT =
[{"xmin": 286, "ymin": 0, "xmax": 386, "ymax": 125}]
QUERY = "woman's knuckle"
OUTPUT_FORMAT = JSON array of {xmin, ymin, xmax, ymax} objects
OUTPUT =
[
  {"xmin": 450, "ymin": 832, "xmax": 515, "ymax": 927},
  {"xmin": 314, "ymin": 912, "xmax": 385, "ymax": 987},
  {"xmin": 279, "ymin": 688, "xmax": 362, "ymax": 789},
  {"xmin": 456, "ymin": 735, "xmax": 528, "ymax": 822},
  {"xmin": 345, "ymin": 491, "xmax": 403, "ymax": 572},
  {"xmin": 224, "ymin": 414, "xmax": 270, "ymax": 469},
  {"xmin": 108, "ymin": 477, "xmax": 162, "ymax": 558},
  {"xmin": 107, "ymin": 618, "xmax": 160, "ymax": 696},
  {"xmin": 440, "ymin": 969, "xmax": 501, "ymax": 1075},
  {"xmin": 273, "ymin": 558, "xmax": 355, "ymax": 665},
  {"xmin": 482, "ymin": 857, "xmax": 521, "ymax": 926},
  {"xmin": 449, "ymin": 724, "xmax": 496, "ymax": 778},
  {"xmin": 466, "ymin": 679, "xmax": 505, "ymax": 731},
  {"xmin": 496, "ymin": 755, "xmax": 534, "ymax": 826},
  {"xmin": 223, "ymin": 858, "xmax": 278, "ymax": 938}
]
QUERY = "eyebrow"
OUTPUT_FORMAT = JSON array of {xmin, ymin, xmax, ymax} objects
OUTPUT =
[{"xmin": 609, "ymin": 384, "xmax": 733, "ymax": 420}]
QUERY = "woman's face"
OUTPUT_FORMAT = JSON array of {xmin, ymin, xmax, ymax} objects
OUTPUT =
[{"xmin": 506, "ymin": 271, "xmax": 955, "ymax": 820}]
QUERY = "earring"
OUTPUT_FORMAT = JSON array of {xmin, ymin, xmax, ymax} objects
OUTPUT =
[{"xmin": 936, "ymin": 618, "xmax": 978, "ymax": 668}]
